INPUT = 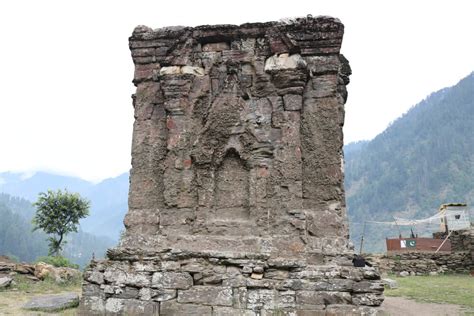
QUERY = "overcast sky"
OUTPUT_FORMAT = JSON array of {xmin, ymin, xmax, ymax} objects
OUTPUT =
[{"xmin": 0, "ymin": 0, "xmax": 473, "ymax": 182}]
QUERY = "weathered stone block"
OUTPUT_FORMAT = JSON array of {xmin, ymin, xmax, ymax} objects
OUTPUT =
[
  {"xmin": 283, "ymin": 94, "xmax": 303, "ymax": 111},
  {"xmin": 104, "ymin": 298, "xmax": 124, "ymax": 314},
  {"xmin": 202, "ymin": 42, "xmax": 230, "ymax": 52},
  {"xmin": 115, "ymin": 286, "xmax": 140, "ymax": 299},
  {"xmin": 177, "ymin": 286, "xmax": 233, "ymax": 306},
  {"xmin": 103, "ymin": 267, "xmax": 127, "ymax": 284},
  {"xmin": 265, "ymin": 53, "xmax": 307, "ymax": 71},
  {"xmin": 139, "ymin": 287, "xmax": 176, "ymax": 301},
  {"xmin": 232, "ymin": 286, "xmax": 248, "ymax": 309},
  {"xmin": 296, "ymin": 310, "xmax": 326, "ymax": 316},
  {"xmin": 362, "ymin": 267, "xmax": 380, "ymax": 280},
  {"xmin": 133, "ymin": 63, "xmax": 159, "ymax": 83},
  {"xmin": 306, "ymin": 55, "xmax": 341, "ymax": 75},
  {"xmin": 84, "ymin": 270, "xmax": 104, "ymax": 285},
  {"xmin": 296, "ymin": 291, "xmax": 351, "ymax": 308},
  {"xmin": 213, "ymin": 307, "xmax": 256, "ymax": 316},
  {"xmin": 247, "ymin": 289, "xmax": 276, "ymax": 310},
  {"xmin": 78, "ymin": 296, "xmax": 105, "ymax": 315},
  {"xmin": 104, "ymin": 268, "xmax": 151, "ymax": 287},
  {"xmin": 223, "ymin": 274, "xmax": 246, "ymax": 287},
  {"xmin": 277, "ymin": 290, "xmax": 297, "ymax": 309},
  {"xmin": 352, "ymin": 281, "xmax": 384, "ymax": 293},
  {"xmin": 133, "ymin": 261, "xmax": 160, "ymax": 272},
  {"xmin": 153, "ymin": 289, "xmax": 177, "ymax": 301},
  {"xmin": 82, "ymin": 284, "xmax": 102, "ymax": 298},
  {"xmin": 264, "ymin": 269, "xmax": 289, "ymax": 280},
  {"xmin": 160, "ymin": 301, "xmax": 212, "ymax": 315},
  {"xmin": 161, "ymin": 261, "xmax": 181, "ymax": 271},
  {"xmin": 105, "ymin": 298, "xmax": 159, "ymax": 315},
  {"xmin": 152, "ymin": 272, "xmax": 193, "ymax": 289},
  {"xmin": 352, "ymin": 293, "xmax": 384, "ymax": 306},
  {"xmin": 340, "ymin": 267, "xmax": 364, "ymax": 281}
]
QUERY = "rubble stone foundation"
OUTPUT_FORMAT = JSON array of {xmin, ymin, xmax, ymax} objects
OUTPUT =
[{"xmin": 79, "ymin": 16, "xmax": 384, "ymax": 315}]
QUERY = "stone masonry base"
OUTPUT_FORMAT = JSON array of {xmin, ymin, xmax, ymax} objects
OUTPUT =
[{"xmin": 79, "ymin": 248, "xmax": 384, "ymax": 315}]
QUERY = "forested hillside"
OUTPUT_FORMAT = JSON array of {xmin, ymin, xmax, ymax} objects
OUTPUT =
[
  {"xmin": 345, "ymin": 72, "xmax": 474, "ymax": 252},
  {"xmin": 0, "ymin": 193, "xmax": 114, "ymax": 267}
]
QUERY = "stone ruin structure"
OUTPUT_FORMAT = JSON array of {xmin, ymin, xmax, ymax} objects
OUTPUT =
[{"xmin": 80, "ymin": 16, "xmax": 384, "ymax": 315}]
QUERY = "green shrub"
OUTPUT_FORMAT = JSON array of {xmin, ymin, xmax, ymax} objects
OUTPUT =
[{"xmin": 35, "ymin": 256, "xmax": 79, "ymax": 269}]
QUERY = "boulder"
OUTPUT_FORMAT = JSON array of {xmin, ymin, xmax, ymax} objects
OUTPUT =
[
  {"xmin": 399, "ymin": 271, "xmax": 409, "ymax": 277},
  {"xmin": 0, "ymin": 262, "xmax": 14, "ymax": 272},
  {"xmin": 22, "ymin": 292, "xmax": 79, "ymax": 312},
  {"xmin": 34, "ymin": 262, "xmax": 81, "ymax": 283},
  {"xmin": 14, "ymin": 263, "xmax": 35, "ymax": 274},
  {"xmin": 0, "ymin": 276, "xmax": 13, "ymax": 288},
  {"xmin": 381, "ymin": 278, "xmax": 398, "ymax": 289}
]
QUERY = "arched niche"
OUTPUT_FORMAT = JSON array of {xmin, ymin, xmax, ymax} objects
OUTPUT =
[{"xmin": 214, "ymin": 149, "xmax": 250, "ymax": 220}]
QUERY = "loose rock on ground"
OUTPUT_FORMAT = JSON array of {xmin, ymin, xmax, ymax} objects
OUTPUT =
[{"xmin": 22, "ymin": 292, "xmax": 80, "ymax": 312}]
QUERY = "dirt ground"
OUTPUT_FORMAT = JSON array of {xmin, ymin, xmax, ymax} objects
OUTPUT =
[
  {"xmin": 381, "ymin": 296, "xmax": 470, "ymax": 316},
  {"xmin": 0, "ymin": 290, "xmax": 79, "ymax": 315}
]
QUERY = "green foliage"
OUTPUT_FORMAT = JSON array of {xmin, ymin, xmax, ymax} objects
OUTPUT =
[
  {"xmin": 33, "ymin": 189, "xmax": 90, "ymax": 256},
  {"xmin": 346, "ymin": 73, "xmax": 474, "ymax": 252},
  {"xmin": 0, "ymin": 193, "xmax": 114, "ymax": 268},
  {"xmin": 0, "ymin": 201, "xmax": 49, "ymax": 262},
  {"xmin": 35, "ymin": 256, "xmax": 79, "ymax": 269},
  {"xmin": 7, "ymin": 273, "xmax": 81, "ymax": 294}
]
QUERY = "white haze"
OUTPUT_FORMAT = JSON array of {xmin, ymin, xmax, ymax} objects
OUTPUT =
[{"xmin": 0, "ymin": 0, "xmax": 473, "ymax": 181}]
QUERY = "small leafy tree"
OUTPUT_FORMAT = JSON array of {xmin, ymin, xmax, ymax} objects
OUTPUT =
[{"xmin": 33, "ymin": 189, "xmax": 90, "ymax": 256}]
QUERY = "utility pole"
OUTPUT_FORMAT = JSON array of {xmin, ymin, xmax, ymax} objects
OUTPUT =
[{"xmin": 359, "ymin": 221, "xmax": 367, "ymax": 255}]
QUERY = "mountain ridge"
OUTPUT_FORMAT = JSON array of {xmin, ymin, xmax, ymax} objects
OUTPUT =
[{"xmin": 345, "ymin": 72, "xmax": 474, "ymax": 252}]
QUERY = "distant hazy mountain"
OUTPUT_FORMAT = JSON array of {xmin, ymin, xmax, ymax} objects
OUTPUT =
[
  {"xmin": 0, "ymin": 172, "xmax": 129, "ymax": 241},
  {"xmin": 345, "ymin": 72, "xmax": 474, "ymax": 252},
  {"xmin": 0, "ymin": 172, "xmax": 92, "ymax": 201},
  {"xmin": 344, "ymin": 140, "xmax": 368, "ymax": 156}
]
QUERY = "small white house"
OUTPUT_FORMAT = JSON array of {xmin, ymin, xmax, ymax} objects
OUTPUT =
[{"xmin": 439, "ymin": 203, "xmax": 470, "ymax": 232}]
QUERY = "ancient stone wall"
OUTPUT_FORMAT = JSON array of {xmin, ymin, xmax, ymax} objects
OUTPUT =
[
  {"xmin": 368, "ymin": 227, "xmax": 474, "ymax": 275},
  {"xmin": 449, "ymin": 227, "xmax": 474, "ymax": 254},
  {"xmin": 79, "ymin": 16, "xmax": 384, "ymax": 315},
  {"xmin": 367, "ymin": 252, "xmax": 473, "ymax": 275}
]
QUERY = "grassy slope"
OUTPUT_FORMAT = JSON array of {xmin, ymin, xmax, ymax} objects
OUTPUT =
[
  {"xmin": 0, "ymin": 275, "xmax": 81, "ymax": 315},
  {"xmin": 385, "ymin": 275, "xmax": 474, "ymax": 311}
]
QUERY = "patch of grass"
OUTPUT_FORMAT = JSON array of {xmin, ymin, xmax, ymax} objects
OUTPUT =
[
  {"xmin": 0, "ymin": 291, "xmax": 79, "ymax": 315},
  {"xmin": 36, "ymin": 256, "xmax": 80, "ymax": 269},
  {"xmin": 9, "ymin": 274, "xmax": 81, "ymax": 294},
  {"xmin": 385, "ymin": 274, "xmax": 474, "ymax": 308},
  {"xmin": 0, "ymin": 274, "xmax": 81, "ymax": 315}
]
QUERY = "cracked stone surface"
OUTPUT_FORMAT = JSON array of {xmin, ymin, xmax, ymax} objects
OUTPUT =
[
  {"xmin": 23, "ymin": 293, "xmax": 79, "ymax": 312},
  {"xmin": 79, "ymin": 15, "xmax": 384, "ymax": 315}
]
